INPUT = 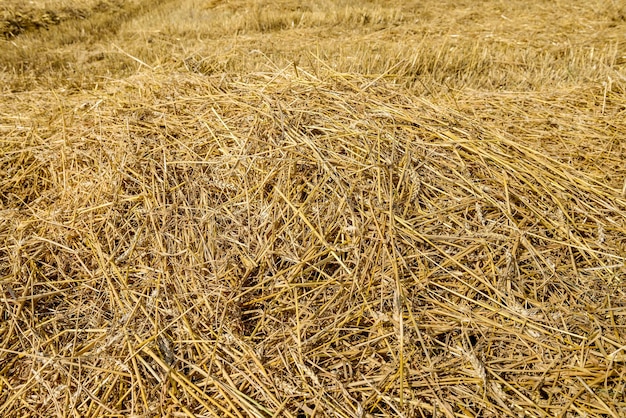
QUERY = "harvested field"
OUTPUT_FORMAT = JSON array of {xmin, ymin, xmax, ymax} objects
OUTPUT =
[
  {"xmin": 1, "ymin": 0, "xmax": 626, "ymax": 417},
  {"xmin": 0, "ymin": 0, "xmax": 147, "ymax": 39}
]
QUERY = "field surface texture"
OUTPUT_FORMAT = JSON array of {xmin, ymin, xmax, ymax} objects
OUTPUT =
[{"xmin": 1, "ymin": 0, "xmax": 626, "ymax": 417}]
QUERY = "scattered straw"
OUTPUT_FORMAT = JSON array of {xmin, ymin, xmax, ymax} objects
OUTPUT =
[
  {"xmin": 1, "ymin": 66, "xmax": 624, "ymax": 417},
  {"xmin": 1, "ymin": 0, "xmax": 625, "ymax": 417}
]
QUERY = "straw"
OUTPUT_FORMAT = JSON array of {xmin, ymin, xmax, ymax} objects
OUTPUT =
[{"xmin": 1, "ymin": 0, "xmax": 625, "ymax": 416}]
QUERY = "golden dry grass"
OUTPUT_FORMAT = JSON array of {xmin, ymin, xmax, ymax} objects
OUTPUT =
[
  {"xmin": 0, "ymin": 0, "xmax": 138, "ymax": 38},
  {"xmin": 1, "ymin": 0, "xmax": 626, "ymax": 417}
]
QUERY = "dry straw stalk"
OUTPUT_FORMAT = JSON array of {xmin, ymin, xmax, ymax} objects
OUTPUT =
[{"xmin": 1, "ymin": 0, "xmax": 625, "ymax": 417}]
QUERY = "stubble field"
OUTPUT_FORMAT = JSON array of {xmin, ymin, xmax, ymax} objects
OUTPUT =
[{"xmin": 1, "ymin": 1, "xmax": 626, "ymax": 417}]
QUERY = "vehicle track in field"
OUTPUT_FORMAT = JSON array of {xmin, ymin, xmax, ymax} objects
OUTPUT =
[
  {"xmin": 0, "ymin": 0, "xmax": 180, "ymax": 89},
  {"xmin": 1, "ymin": 0, "xmax": 175, "ymax": 40}
]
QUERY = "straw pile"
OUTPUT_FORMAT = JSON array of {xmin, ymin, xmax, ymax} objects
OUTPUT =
[
  {"xmin": 1, "ymin": 66, "xmax": 624, "ymax": 417},
  {"xmin": 1, "ymin": 0, "xmax": 626, "ymax": 417}
]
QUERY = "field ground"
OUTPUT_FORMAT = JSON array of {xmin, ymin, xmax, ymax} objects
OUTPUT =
[{"xmin": 1, "ymin": 0, "xmax": 626, "ymax": 417}]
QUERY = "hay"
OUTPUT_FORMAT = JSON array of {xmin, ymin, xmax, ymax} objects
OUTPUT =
[
  {"xmin": 1, "ymin": 0, "xmax": 626, "ymax": 416},
  {"xmin": 1, "ymin": 67, "xmax": 624, "ymax": 417}
]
